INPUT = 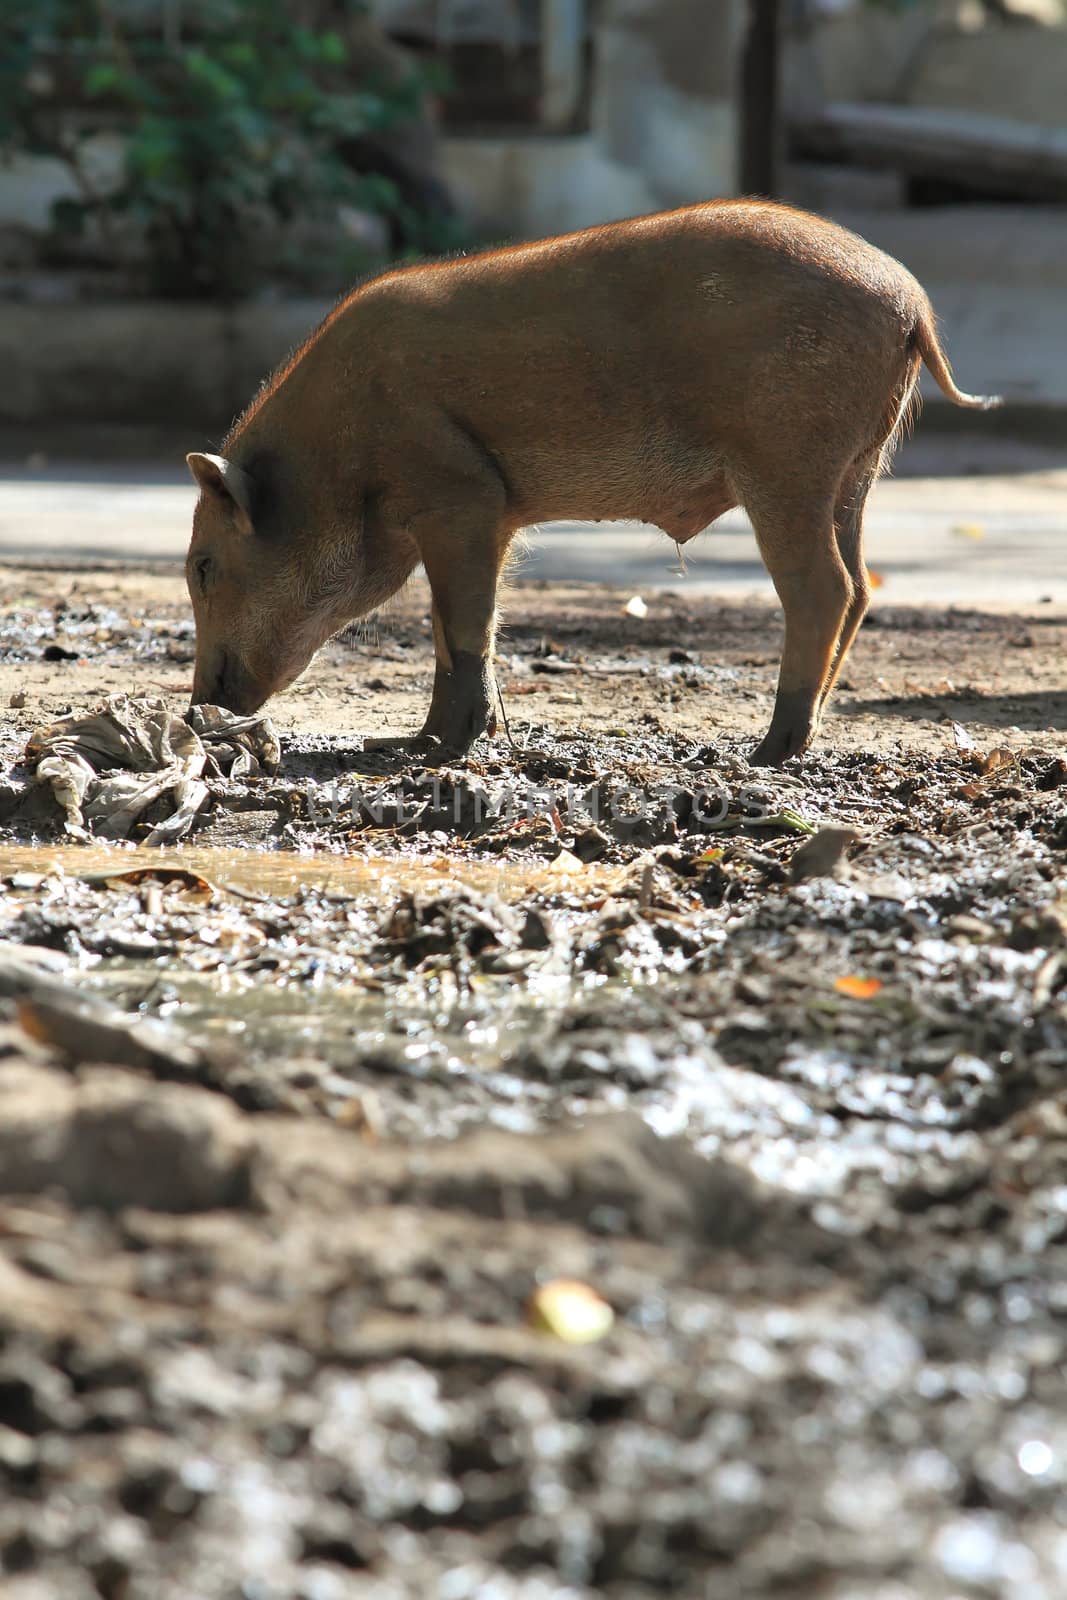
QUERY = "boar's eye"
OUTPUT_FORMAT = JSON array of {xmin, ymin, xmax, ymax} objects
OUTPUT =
[{"xmin": 194, "ymin": 556, "xmax": 213, "ymax": 596}]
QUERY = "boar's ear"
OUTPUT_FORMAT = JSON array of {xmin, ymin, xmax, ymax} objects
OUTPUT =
[{"xmin": 186, "ymin": 452, "xmax": 255, "ymax": 532}]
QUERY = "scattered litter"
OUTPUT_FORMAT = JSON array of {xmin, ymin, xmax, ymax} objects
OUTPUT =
[
  {"xmin": 834, "ymin": 975, "xmax": 884, "ymax": 1000},
  {"xmin": 979, "ymin": 748, "xmax": 1015, "ymax": 777},
  {"xmin": 547, "ymin": 849, "xmax": 585, "ymax": 876},
  {"xmin": 748, "ymin": 808, "xmax": 817, "ymax": 836},
  {"xmin": 79, "ymin": 866, "xmax": 217, "ymax": 901},
  {"xmin": 186, "ymin": 704, "xmax": 281, "ymax": 780},
  {"xmin": 527, "ymin": 1279, "xmax": 615, "ymax": 1344},
  {"xmin": 789, "ymin": 825, "xmax": 861, "ymax": 883},
  {"xmin": 26, "ymin": 695, "xmax": 279, "ymax": 845}
]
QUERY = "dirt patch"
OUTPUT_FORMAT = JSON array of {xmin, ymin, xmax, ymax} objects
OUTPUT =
[{"xmin": 0, "ymin": 562, "xmax": 1066, "ymax": 1597}]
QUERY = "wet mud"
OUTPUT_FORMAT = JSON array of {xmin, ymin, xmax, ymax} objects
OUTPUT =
[{"xmin": 0, "ymin": 564, "xmax": 1066, "ymax": 1598}]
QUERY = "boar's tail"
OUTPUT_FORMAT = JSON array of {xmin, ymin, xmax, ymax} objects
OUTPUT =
[{"xmin": 911, "ymin": 308, "xmax": 1003, "ymax": 411}]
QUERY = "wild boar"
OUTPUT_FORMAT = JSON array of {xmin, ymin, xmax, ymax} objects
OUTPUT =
[{"xmin": 185, "ymin": 199, "xmax": 998, "ymax": 765}]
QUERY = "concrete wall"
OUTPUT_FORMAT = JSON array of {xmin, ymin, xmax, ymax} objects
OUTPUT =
[
  {"xmin": 442, "ymin": 0, "xmax": 743, "ymax": 240},
  {"xmin": 439, "ymin": 136, "xmax": 655, "ymax": 242},
  {"xmin": 6, "ymin": 301, "xmax": 332, "ymax": 432},
  {"xmin": 831, "ymin": 205, "xmax": 1067, "ymax": 411},
  {"xmin": 5, "ymin": 3, "xmax": 1065, "ymax": 428},
  {"xmin": 0, "ymin": 137, "xmax": 123, "ymax": 237},
  {"xmin": 907, "ymin": 25, "xmax": 1067, "ymax": 123},
  {"xmin": 786, "ymin": 0, "xmax": 1067, "ymax": 124},
  {"xmin": 7, "ymin": 204, "xmax": 1067, "ymax": 429}
]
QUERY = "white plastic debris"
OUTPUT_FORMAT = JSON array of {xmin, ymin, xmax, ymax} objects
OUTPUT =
[{"xmin": 26, "ymin": 695, "xmax": 280, "ymax": 845}]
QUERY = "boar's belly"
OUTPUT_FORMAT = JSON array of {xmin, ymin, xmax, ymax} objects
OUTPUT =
[{"xmin": 656, "ymin": 479, "xmax": 737, "ymax": 544}]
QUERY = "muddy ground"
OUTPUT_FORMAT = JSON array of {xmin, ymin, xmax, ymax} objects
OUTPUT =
[{"xmin": 0, "ymin": 561, "xmax": 1066, "ymax": 1599}]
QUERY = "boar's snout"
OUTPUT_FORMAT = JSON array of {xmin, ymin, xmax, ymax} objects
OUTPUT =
[
  {"xmin": 190, "ymin": 648, "xmax": 265, "ymax": 715},
  {"xmin": 190, "ymin": 647, "xmax": 229, "ymax": 710}
]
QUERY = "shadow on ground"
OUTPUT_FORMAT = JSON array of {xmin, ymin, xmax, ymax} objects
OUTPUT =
[{"xmin": 849, "ymin": 690, "xmax": 1067, "ymax": 733}]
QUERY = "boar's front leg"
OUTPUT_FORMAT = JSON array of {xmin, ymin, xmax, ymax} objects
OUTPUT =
[
  {"xmin": 414, "ymin": 602, "xmax": 492, "ymax": 742},
  {"xmin": 363, "ymin": 469, "xmax": 508, "ymax": 760},
  {"xmin": 416, "ymin": 516, "xmax": 508, "ymax": 762},
  {"xmin": 360, "ymin": 601, "xmax": 495, "ymax": 759},
  {"xmin": 362, "ymin": 621, "xmax": 450, "ymax": 758}
]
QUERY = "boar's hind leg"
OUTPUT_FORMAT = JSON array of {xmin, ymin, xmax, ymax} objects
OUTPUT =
[
  {"xmin": 819, "ymin": 450, "xmax": 881, "ymax": 709},
  {"xmin": 748, "ymin": 487, "xmax": 851, "ymax": 767}
]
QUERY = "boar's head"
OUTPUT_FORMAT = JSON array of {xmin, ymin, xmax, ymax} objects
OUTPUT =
[{"xmin": 184, "ymin": 451, "xmax": 355, "ymax": 714}]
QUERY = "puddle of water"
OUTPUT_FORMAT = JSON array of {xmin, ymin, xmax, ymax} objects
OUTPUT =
[
  {"xmin": 0, "ymin": 842, "xmax": 613, "ymax": 902},
  {"xmin": 0, "ymin": 840, "xmax": 752, "ymax": 1150},
  {"xmin": 0, "ymin": 840, "xmax": 631, "ymax": 1142}
]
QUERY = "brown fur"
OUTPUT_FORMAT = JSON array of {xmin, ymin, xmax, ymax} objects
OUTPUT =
[{"xmin": 185, "ymin": 199, "xmax": 1000, "ymax": 764}]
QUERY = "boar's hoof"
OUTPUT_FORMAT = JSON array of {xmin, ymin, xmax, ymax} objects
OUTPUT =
[
  {"xmin": 428, "ymin": 650, "xmax": 495, "ymax": 763},
  {"xmin": 426, "ymin": 743, "xmax": 474, "ymax": 768},
  {"xmin": 749, "ymin": 699, "xmax": 818, "ymax": 766},
  {"xmin": 749, "ymin": 739, "xmax": 795, "ymax": 768},
  {"xmin": 749, "ymin": 729, "xmax": 814, "ymax": 766}
]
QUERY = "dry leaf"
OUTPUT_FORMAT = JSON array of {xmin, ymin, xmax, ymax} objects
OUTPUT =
[
  {"xmin": 834, "ymin": 975, "xmax": 883, "ymax": 1000},
  {"xmin": 83, "ymin": 867, "xmax": 217, "ymax": 899},
  {"xmin": 980, "ymin": 748, "xmax": 1014, "ymax": 776}
]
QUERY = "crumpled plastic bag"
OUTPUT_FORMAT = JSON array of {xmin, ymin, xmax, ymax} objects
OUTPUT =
[
  {"xmin": 26, "ymin": 694, "xmax": 280, "ymax": 845},
  {"xmin": 185, "ymin": 704, "xmax": 280, "ymax": 781}
]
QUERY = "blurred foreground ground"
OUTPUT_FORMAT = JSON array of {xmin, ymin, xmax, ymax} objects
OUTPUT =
[{"xmin": 0, "ymin": 539, "xmax": 1065, "ymax": 1595}]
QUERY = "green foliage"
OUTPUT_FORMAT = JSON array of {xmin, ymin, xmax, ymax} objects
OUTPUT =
[{"xmin": 0, "ymin": 0, "xmax": 463, "ymax": 298}]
